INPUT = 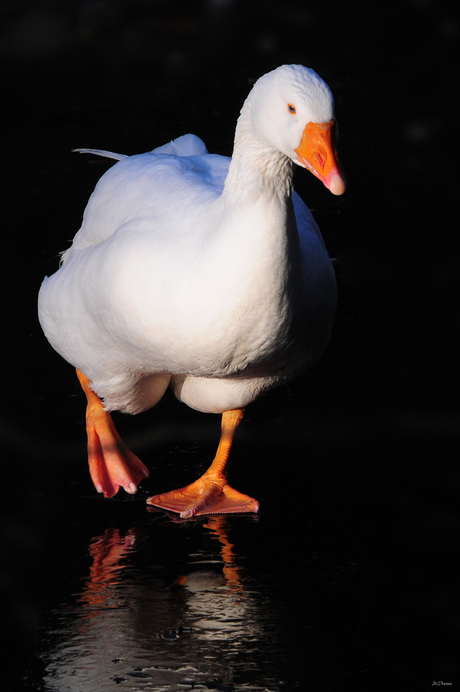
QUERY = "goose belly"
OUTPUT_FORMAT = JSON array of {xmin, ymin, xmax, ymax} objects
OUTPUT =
[{"xmin": 38, "ymin": 204, "xmax": 336, "ymax": 414}]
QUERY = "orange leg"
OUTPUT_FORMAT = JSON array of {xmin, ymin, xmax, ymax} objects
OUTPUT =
[
  {"xmin": 76, "ymin": 369, "xmax": 149, "ymax": 498},
  {"xmin": 147, "ymin": 409, "xmax": 259, "ymax": 519}
]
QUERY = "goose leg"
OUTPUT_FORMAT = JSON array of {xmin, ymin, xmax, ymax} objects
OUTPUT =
[
  {"xmin": 147, "ymin": 409, "xmax": 259, "ymax": 518},
  {"xmin": 76, "ymin": 369, "xmax": 149, "ymax": 498}
]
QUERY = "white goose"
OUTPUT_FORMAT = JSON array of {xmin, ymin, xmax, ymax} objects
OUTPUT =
[{"xmin": 38, "ymin": 64, "xmax": 345, "ymax": 518}]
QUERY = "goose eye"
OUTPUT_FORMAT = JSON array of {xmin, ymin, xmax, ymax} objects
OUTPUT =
[{"xmin": 287, "ymin": 104, "xmax": 296, "ymax": 114}]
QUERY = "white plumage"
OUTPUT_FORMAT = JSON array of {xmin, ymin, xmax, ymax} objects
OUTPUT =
[{"xmin": 38, "ymin": 65, "xmax": 345, "ymax": 515}]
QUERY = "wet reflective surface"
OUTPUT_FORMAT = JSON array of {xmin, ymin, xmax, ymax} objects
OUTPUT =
[
  {"xmin": 36, "ymin": 513, "xmax": 330, "ymax": 691},
  {"xmin": 2, "ymin": 1, "xmax": 459, "ymax": 690},
  {"xmin": 40, "ymin": 516, "xmax": 294, "ymax": 691},
  {"xmin": 9, "ymin": 472, "xmax": 377, "ymax": 692}
]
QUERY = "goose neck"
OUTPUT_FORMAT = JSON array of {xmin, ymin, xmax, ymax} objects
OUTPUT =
[{"xmin": 222, "ymin": 104, "xmax": 294, "ymax": 203}]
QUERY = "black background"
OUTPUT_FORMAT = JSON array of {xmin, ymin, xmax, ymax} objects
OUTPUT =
[{"xmin": 1, "ymin": 0, "xmax": 459, "ymax": 689}]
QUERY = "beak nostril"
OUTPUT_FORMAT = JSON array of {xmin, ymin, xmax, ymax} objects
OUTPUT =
[{"xmin": 315, "ymin": 151, "xmax": 325, "ymax": 169}]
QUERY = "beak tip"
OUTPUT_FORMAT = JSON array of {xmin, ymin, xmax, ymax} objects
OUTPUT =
[{"xmin": 325, "ymin": 170, "xmax": 346, "ymax": 196}]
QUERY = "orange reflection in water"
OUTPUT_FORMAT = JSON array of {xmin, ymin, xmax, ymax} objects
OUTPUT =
[
  {"xmin": 77, "ymin": 527, "xmax": 136, "ymax": 616},
  {"xmin": 76, "ymin": 515, "xmax": 247, "ymax": 627},
  {"xmin": 203, "ymin": 516, "xmax": 244, "ymax": 591},
  {"xmin": 43, "ymin": 513, "xmax": 276, "ymax": 690}
]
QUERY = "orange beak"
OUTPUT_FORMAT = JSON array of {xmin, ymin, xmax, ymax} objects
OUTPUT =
[{"xmin": 295, "ymin": 120, "xmax": 346, "ymax": 196}]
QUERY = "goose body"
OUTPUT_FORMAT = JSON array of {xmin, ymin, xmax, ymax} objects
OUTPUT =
[{"xmin": 38, "ymin": 65, "xmax": 345, "ymax": 516}]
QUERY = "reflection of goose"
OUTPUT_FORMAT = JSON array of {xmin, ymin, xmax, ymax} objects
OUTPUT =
[
  {"xmin": 42, "ymin": 525, "xmax": 193, "ymax": 690},
  {"xmin": 38, "ymin": 64, "xmax": 344, "ymax": 517},
  {"xmin": 78, "ymin": 527, "xmax": 136, "ymax": 615},
  {"xmin": 205, "ymin": 516, "xmax": 244, "ymax": 589},
  {"xmin": 177, "ymin": 517, "xmax": 254, "ymax": 642},
  {"xmin": 40, "ymin": 517, "xmax": 283, "ymax": 690}
]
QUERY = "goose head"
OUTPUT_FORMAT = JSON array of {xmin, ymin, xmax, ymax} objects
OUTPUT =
[{"xmin": 248, "ymin": 64, "xmax": 346, "ymax": 195}]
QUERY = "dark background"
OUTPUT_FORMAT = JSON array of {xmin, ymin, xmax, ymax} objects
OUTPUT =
[{"xmin": 1, "ymin": 0, "xmax": 459, "ymax": 689}]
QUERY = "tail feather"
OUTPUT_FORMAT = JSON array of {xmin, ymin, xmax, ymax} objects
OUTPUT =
[{"xmin": 72, "ymin": 148, "xmax": 128, "ymax": 161}]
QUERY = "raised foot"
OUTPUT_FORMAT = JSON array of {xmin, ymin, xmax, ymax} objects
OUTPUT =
[
  {"xmin": 146, "ymin": 475, "xmax": 259, "ymax": 519},
  {"xmin": 76, "ymin": 368, "xmax": 149, "ymax": 498},
  {"xmin": 87, "ymin": 415, "xmax": 150, "ymax": 498}
]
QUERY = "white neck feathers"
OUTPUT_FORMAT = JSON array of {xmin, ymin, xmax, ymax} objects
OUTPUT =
[{"xmin": 222, "ymin": 100, "xmax": 294, "ymax": 203}]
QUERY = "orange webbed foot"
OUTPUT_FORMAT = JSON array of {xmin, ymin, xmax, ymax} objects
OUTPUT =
[{"xmin": 146, "ymin": 474, "xmax": 259, "ymax": 519}]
